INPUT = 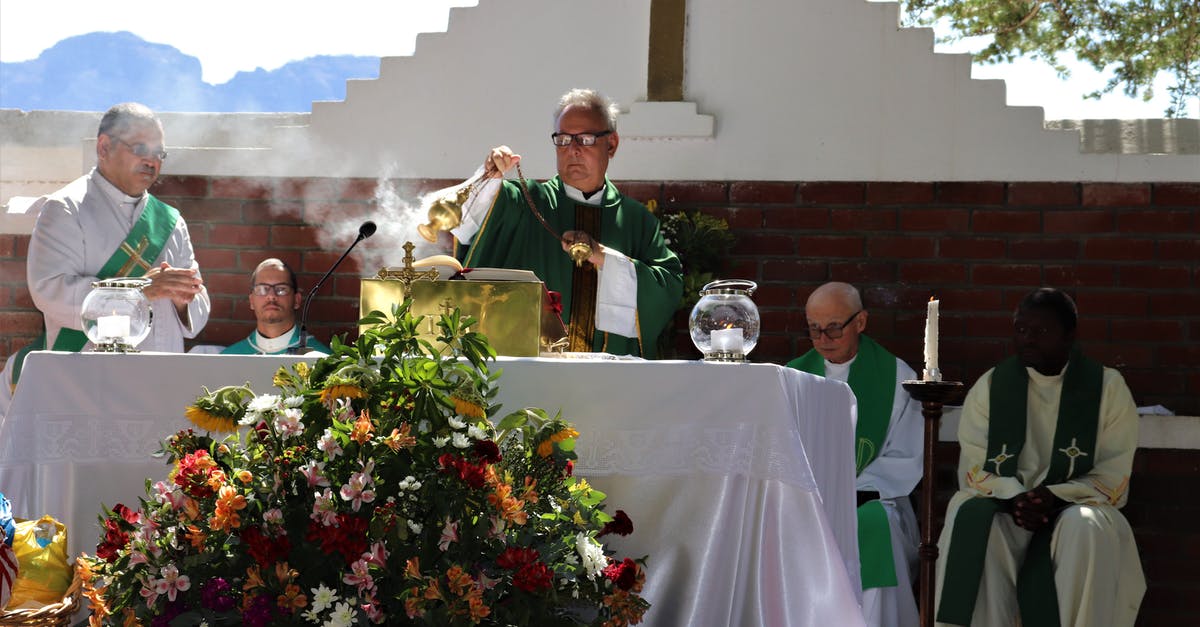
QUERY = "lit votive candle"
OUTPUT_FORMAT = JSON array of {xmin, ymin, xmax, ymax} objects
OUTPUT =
[
  {"xmin": 97, "ymin": 314, "xmax": 131, "ymax": 340},
  {"xmin": 711, "ymin": 327, "xmax": 744, "ymax": 354},
  {"xmin": 923, "ymin": 298, "xmax": 940, "ymax": 381}
]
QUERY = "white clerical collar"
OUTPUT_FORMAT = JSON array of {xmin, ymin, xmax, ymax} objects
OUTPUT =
[
  {"xmin": 93, "ymin": 168, "xmax": 145, "ymax": 207},
  {"xmin": 253, "ymin": 326, "xmax": 298, "ymax": 354},
  {"xmin": 563, "ymin": 183, "xmax": 605, "ymax": 206}
]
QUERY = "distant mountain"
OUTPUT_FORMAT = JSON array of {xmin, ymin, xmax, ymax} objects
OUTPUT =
[{"xmin": 0, "ymin": 31, "xmax": 379, "ymax": 112}]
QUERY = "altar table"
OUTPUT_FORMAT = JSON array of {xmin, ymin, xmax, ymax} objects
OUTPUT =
[{"xmin": 0, "ymin": 351, "xmax": 863, "ymax": 626}]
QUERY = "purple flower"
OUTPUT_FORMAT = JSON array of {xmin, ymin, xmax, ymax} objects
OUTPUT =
[{"xmin": 200, "ymin": 577, "xmax": 235, "ymax": 612}]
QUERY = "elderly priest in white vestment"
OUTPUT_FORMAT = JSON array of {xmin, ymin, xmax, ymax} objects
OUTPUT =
[
  {"xmin": 934, "ymin": 287, "xmax": 1144, "ymax": 627},
  {"xmin": 9, "ymin": 102, "xmax": 209, "ymax": 391},
  {"xmin": 787, "ymin": 281, "xmax": 923, "ymax": 627}
]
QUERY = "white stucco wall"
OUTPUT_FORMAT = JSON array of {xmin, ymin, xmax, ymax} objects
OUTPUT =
[{"xmin": 2, "ymin": 0, "xmax": 1198, "ymax": 217}]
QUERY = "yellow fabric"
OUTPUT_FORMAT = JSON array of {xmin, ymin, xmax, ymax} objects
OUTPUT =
[{"xmin": 5, "ymin": 516, "xmax": 70, "ymax": 609}]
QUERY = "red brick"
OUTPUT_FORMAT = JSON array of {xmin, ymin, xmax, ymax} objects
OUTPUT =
[
  {"xmin": 1082, "ymin": 183, "xmax": 1151, "ymax": 207},
  {"xmin": 829, "ymin": 261, "xmax": 897, "ymax": 283},
  {"xmin": 210, "ymin": 177, "xmax": 273, "ymax": 200},
  {"xmin": 303, "ymin": 251, "xmax": 362, "ymax": 275},
  {"xmin": 151, "ymin": 175, "xmax": 208, "ymax": 197},
  {"xmin": 861, "ymin": 286, "xmax": 938, "ymax": 310},
  {"xmin": 1153, "ymin": 183, "xmax": 1200, "ymax": 207},
  {"xmin": 615, "ymin": 181, "xmax": 662, "ymax": 205},
  {"xmin": 1008, "ymin": 238, "xmax": 1079, "ymax": 259},
  {"xmin": 793, "ymin": 235, "xmax": 863, "ymax": 257},
  {"xmin": 1158, "ymin": 344, "xmax": 1200, "ymax": 368},
  {"xmin": 12, "ymin": 288, "xmax": 33, "ymax": 309},
  {"xmin": 1007, "ymin": 182, "xmax": 1079, "ymax": 206},
  {"xmin": 1158, "ymin": 239, "xmax": 1200, "ymax": 261},
  {"xmin": 185, "ymin": 222, "xmax": 208, "ymax": 246},
  {"xmin": 866, "ymin": 182, "xmax": 934, "ymax": 205},
  {"xmin": 729, "ymin": 181, "xmax": 797, "ymax": 204},
  {"xmin": 1110, "ymin": 320, "xmax": 1185, "ymax": 342},
  {"xmin": 209, "ymin": 224, "xmax": 271, "ymax": 247},
  {"xmin": 693, "ymin": 207, "xmax": 763, "ymax": 229},
  {"xmin": 761, "ymin": 260, "xmax": 828, "ymax": 281},
  {"xmin": 14, "ymin": 236, "xmax": 29, "ymax": 257},
  {"xmin": 898, "ymin": 208, "xmax": 970, "ymax": 232},
  {"xmin": 1116, "ymin": 209, "xmax": 1193, "ymax": 234},
  {"xmin": 750, "ymin": 285, "xmax": 795, "ymax": 308},
  {"xmin": 194, "ymin": 249, "xmax": 239, "ymax": 272},
  {"xmin": 937, "ymin": 288, "xmax": 1004, "ymax": 311},
  {"xmin": 939, "ymin": 237, "xmax": 1006, "ymax": 259},
  {"xmin": 1122, "ymin": 369, "xmax": 1186, "ymax": 396},
  {"xmin": 335, "ymin": 178, "xmax": 380, "ymax": 202},
  {"xmin": 1076, "ymin": 317, "xmax": 1108, "ymax": 340},
  {"xmin": 962, "ymin": 313, "xmax": 1014, "ymax": 338},
  {"xmin": 202, "ymin": 272, "xmax": 252, "ymax": 296},
  {"xmin": 181, "ymin": 198, "xmax": 244, "ymax": 222},
  {"xmin": 732, "ymin": 233, "xmax": 795, "ymax": 255},
  {"xmin": 830, "ymin": 208, "xmax": 897, "ymax": 231},
  {"xmin": 206, "ymin": 296, "xmax": 238, "ymax": 320},
  {"xmin": 972, "ymin": 209, "xmax": 1041, "ymax": 233},
  {"xmin": 1118, "ymin": 265, "xmax": 1191, "ymax": 289},
  {"xmin": 1082, "ymin": 238, "xmax": 1155, "ymax": 261},
  {"xmin": 725, "ymin": 259, "xmax": 757, "ymax": 278},
  {"xmin": 1086, "ymin": 343, "xmax": 1155, "ymax": 369},
  {"xmin": 936, "ymin": 182, "xmax": 1005, "ymax": 205},
  {"xmin": 898, "ymin": 262, "xmax": 968, "ymax": 284},
  {"xmin": 0, "ymin": 311, "xmax": 43, "ymax": 334},
  {"xmin": 663, "ymin": 182, "xmax": 728, "ymax": 205},
  {"xmin": 1149, "ymin": 293, "xmax": 1200, "ymax": 316},
  {"xmin": 270, "ymin": 224, "xmax": 322, "ymax": 248},
  {"xmin": 761, "ymin": 207, "xmax": 827, "ymax": 229},
  {"xmin": 1042, "ymin": 209, "xmax": 1114, "ymax": 233},
  {"xmin": 0, "ymin": 235, "xmax": 14, "ymax": 258},
  {"xmin": 333, "ymin": 275, "xmax": 367, "ymax": 298},
  {"xmin": 250, "ymin": 200, "xmax": 304, "ymax": 223},
  {"xmin": 0, "ymin": 260, "xmax": 27, "ymax": 283},
  {"xmin": 867, "ymin": 236, "xmax": 937, "ymax": 258},
  {"xmin": 799, "ymin": 182, "xmax": 865, "ymax": 205},
  {"xmin": 1075, "ymin": 291, "xmax": 1148, "ymax": 316},
  {"xmin": 1043, "ymin": 264, "xmax": 1116, "ymax": 287},
  {"xmin": 271, "ymin": 178, "xmax": 333, "ymax": 201},
  {"xmin": 971, "ymin": 264, "xmax": 1041, "ymax": 286},
  {"xmin": 303, "ymin": 201, "xmax": 375, "ymax": 223}
]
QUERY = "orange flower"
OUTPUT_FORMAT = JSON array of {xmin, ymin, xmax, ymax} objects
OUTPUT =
[
  {"xmin": 467, "ymin": 593, "xmax": 492, "ymax": 623},
  {"xmin": 244, "ymin": 566, "xmax": 265, "ymax": 591},
  {"xmin": 235, "ymin": 469, "xmax": 254, "ymax": 484},
  {"xmin": 445, "ymin": 565, "xmax": 473, "ymax": 596},
  {"xmin": 405, "ymin": 587, "xmax": 426, "ymax": 619},
  {"xmin": 405, "ymin": 556, "xmax": 422, "ymax": 580},
  {"xmin": 275, "ymin": 562, "xmax": 299, "ymax": 584},
  {"xmin": 185, "ymin": 525, "xmax": 207, "ymax": 551},
  {"xmin": 537, "ymin": 427, "xmax": 579, "ymax": 458},
  {"xmin": 452, "ymin": 395, "xmax": 486, "ymax": 419},
  {"xmin": 351, "ymin": 409, "xmax": 374, "ymax": 444},
  {"xmin": 277, "ymin": 583, "xmax": 308, "ymax": 613},
  {"xmin": 385, "ymin": 423, "xmax": 418, "ymax": 451},
  {"xmin": 217, "ymin": 485, "xmax": 247, "ymax": 512},
  {"xmin": 184, "ymin": 405, "xmax": 236, "ymax": 433},
  {"xmin": 209, "ymin": 506, "xmax": 241, "ymax": 532}
]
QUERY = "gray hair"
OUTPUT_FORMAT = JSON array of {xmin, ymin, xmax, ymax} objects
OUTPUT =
[
  {"xmin": 554, "ymin": 88, "xmax": 620, "ymax": 132},
  {"xmin": 97, "ymin": 102, "xmax": 161, "ymax": 139}
]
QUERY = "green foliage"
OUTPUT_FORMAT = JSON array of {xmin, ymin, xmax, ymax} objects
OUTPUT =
[
  {"xmin": 655, "ymin": 208, "xmax": 738, "ymax": 357},
  {"xmin": 903, "ymin": 0, "xmax": 1199, "ymax": 117}
]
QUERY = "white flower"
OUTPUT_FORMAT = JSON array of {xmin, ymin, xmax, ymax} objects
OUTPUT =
[
  {"xmin": 467, "ymin": 424, "xmax": 488, "ymax": 440},
  {"xmin": 451, "ymin": 432, "xmax": 471, "ymax": 449},
  {"xmin": 318, "ymin": 429, "xmax": 343, "ymax": 458},
  {"xmin": 432, "ymin": 435, "xmax": 450, "ymax": 448},
  {"xmin": 407, "ymin": 519, "xmax": 423, "ymax": 534},
  {"xmin": 448, "ymin": 416, "xmax": 466, "ymax": 429},
  {"xmin": 246, "ymin": 394, "xmax": 280, "ymax": 413},
  {"xmin": 275, "ymin": 407, "xmax": 304, "ymax": 438},
  {"xmin": 284, "ymin": 395, "xmax": 305, "ymax": 408},
  {"xmin": 310, "ymin": 583, "xmax": 338, "ymax": 612},
  {"xmin": 239, "ymin": 410, "xmax": 261, "ymax": 426},
  {"xmin": 324, "ymin": 602, "xmax": 355, "ymax": 627},
  {"xmin": 576, "ymin": 533, "xmax": 607, "ymax": 579}
]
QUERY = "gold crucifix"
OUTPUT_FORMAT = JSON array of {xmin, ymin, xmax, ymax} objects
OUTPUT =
[{"xmin": 116, "ymin": 236, "xmax": 153, "ymax": 277}]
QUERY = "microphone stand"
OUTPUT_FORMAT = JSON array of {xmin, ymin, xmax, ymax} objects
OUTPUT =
[{"xmin": 290, "ymin": 221, "xmax": 376, "ymax": 354}]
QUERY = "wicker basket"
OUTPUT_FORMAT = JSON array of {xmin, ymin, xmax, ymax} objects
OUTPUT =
[{"xmin": 0, "ymin": 565, "xmax": 83, "ymax": 627}]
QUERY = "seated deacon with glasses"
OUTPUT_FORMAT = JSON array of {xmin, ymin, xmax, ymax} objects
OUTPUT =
[
  {"xmin": 786, "ymin": 281, "xmax": 922, "ymax": 627},
  {"xmin": 11, "ymin": 102, "xmax": 209, "ymax": 390},
  {"xmin": 439, "ymin": 88, "xmax": 681, "ymax": 358},
  {"xmin": 221, "ymin": 258, "xmax": 330, "ymax": 355}
]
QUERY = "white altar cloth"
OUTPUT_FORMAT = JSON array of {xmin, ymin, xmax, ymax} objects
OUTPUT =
[{"xmin": 0, "ymin": 351, "xmax": 862, "ymax": 626}]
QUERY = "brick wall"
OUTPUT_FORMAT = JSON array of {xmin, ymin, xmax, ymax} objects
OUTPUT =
[{"xmin": 1, "ymin": 178, "xmax": 1196, "ymax": 414}]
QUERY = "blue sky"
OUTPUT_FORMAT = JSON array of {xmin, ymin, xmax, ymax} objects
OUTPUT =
[{"xmin": 2, "ymin": 0, "xmax": 1193, "ymax": 119}]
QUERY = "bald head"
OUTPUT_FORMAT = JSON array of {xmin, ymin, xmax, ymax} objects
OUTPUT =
[{"xmin": 805, "ymin": 282, "xmax": 868, "ymax": 364}]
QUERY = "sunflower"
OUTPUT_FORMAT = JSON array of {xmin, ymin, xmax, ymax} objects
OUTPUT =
[{"xmin": 184, "ymin": 384, "xmax": 254, "ymax": 433}]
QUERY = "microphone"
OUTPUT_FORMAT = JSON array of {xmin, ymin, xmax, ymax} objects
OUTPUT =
[{"xmin": 291, "ymin": 221, "xmax": 376, "ymax": 354}]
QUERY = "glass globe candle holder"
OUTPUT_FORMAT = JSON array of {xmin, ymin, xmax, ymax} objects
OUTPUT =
[
  {"xmin": 80, "ymin": 277, "xmax": 153, "ymax": 352},
  {"xmin": 689, "ymin": 279, "xmax": 760, "ymax": 362}
]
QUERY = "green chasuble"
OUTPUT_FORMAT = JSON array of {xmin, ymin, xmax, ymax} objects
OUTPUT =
[
  {"xmin": 12, "ymin": 194, "xmax": 178, "ymax": 385},
  {"xmin": 786, "ymin": 335, "xmax": 899, "ymax": 589},
  {"xmin": 220, "ymin": 326, "xmax": 331, "ymax": 355},
  {"xmin": 937, "ymin": 349, "xmax": 1103, "ymax": 627},
  {"xmin": 457, "ymin": 176, "xmax": 682, "ymax": 358}
]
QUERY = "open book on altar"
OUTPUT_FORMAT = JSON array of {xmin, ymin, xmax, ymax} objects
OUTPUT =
[{"xmin": 409, "ymin": 255, "xmax": 540, "ymax": 283}]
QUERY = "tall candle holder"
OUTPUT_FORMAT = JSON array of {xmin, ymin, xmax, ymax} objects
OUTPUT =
[{"xmin": 900, "ymin": 378, "xmax": 962, "ymax": 627}]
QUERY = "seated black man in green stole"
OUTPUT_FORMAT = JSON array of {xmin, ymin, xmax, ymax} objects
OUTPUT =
[
  {"xmin": 787, "ymin": 282, "xmax": 923, "ymax": 627},
  {"xmin": 934, "ymin": 288, "xmax": 1144, "ymax": 627}
]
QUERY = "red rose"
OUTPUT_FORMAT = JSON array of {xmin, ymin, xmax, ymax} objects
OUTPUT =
[
  {"xmin": 602, "ymin": 558, "xmax": 639, "ymax": 591},
  {"xmin": 598, "ymin": 510, "xmax": 633, "ymax": 537},
  {"xmin": 241, "ymin": 525, "xmax": 292, "ymax": 568},
  {"xmin": 513, "ymin": 561, "xmax": 553, "ymax": 592},
  {"xmin": 496, "ymin": 546, "xmax": 539, "ymax": 570},
  {"xmin": 473, "ymin": 440, "xmax": 502, "ymax": 464}
]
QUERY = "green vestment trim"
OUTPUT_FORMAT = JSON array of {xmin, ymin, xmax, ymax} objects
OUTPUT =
[
  {"xmin": 786, "ymin": 334, "xmax": 899, "ymax": 589},
  {"xmin": 456, "ymin": 176, "xmax": 682, "ymax": 358},
  {"xmin": 937, "ymin": 349, "xmax": 1103, "ymax": 626},
  {"xmin": 12, "ymin": 195, "xmax": 179, "ymax": 385}
]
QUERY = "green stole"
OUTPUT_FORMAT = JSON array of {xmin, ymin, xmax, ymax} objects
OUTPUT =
[
  {"xmin": 786, "ymin": 334, "xmax": 898, "ymax": 589},
  {"xmin": 937, "ymin": 349, "xmax": 1102, "ymax": 626},
  {"xmin": 11, "ymin": 195, "xmax": 179, "ymax": 386}
]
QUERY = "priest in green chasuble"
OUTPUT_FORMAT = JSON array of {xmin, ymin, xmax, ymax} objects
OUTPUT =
[
  {"xmin": 221, "ymin": 258, "xmax": 330, "ymax": 355},
  {"xmin": 934, "ymin": 288, "xmax": 1144, "ymax": 627},
  {"xmin": 448, "ymin": 88, "xmax": 682, "ymax": 358},
  {"xmin": 786, "ymin": 282, "xmax": 923, "ymax": 627}
]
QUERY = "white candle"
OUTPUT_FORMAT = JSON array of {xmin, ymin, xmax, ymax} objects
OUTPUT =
[
  {"xmin": 97, "ymin": 314, "xmax": 131, "ymax": 340},
  {"xmin": 923, "ymin": 298, "xmax": 940, "ymax": 381},
  {"xmin": 711, "ymin": 327, "xmax": 744, "ymax": 354}
]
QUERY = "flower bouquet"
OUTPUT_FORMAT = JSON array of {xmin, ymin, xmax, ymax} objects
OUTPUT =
[{"xmin": 80, "ymin": 301, "xmax": 650, "ymax": 626}]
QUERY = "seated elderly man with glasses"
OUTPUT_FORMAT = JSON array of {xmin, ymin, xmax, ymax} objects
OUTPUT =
[
  {"xmin": 221, "ymin": 258, "xmax": 330, "ymax": 355},
  {"xmin": 786, "ymin": 281, "xmax": 923, "ymax": 627}
]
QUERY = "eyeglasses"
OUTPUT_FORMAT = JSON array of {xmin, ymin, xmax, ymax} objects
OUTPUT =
[
  {"xmin": 551, "ymin": 130, "xmax": 613, "ymax": 147},
  {"xmin": 252, "ymin": 283, "xmax": 295, "ymax": 297},
  {"xmin": 113, "ymin": 137, "xmax": 168, "ymax": 161},
  {"xmin": 808, "ymin": 310, "xmax": 863, "ymax": 340}
]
